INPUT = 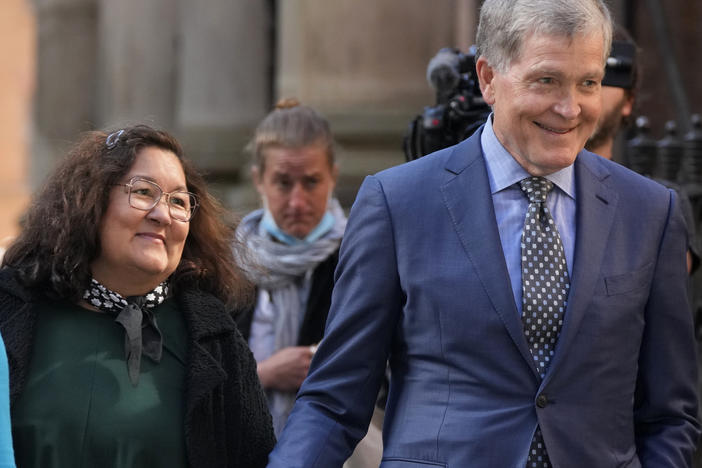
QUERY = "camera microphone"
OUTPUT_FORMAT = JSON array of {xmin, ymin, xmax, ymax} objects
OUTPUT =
[
  {"xmin": 405, "ymin": 45, "xmax": 490, "ymax": 161},
  {"xmin": 426, "ymin": 48, "xmax": 462, "ymax": 94}
]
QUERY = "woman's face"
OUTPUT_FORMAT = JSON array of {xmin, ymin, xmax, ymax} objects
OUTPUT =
[
  {"xmin": 90, "ymin": 146, "xmax": 190, "ymax": 295},
  {"xmin": 253, "ymin": 145, "xmax": 337, "ymax": 239}
]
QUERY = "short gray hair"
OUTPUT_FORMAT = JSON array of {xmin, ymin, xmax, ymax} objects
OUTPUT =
[{"xmin": 475, "ymin": 0, "xmax": 613, "ymax": 72}]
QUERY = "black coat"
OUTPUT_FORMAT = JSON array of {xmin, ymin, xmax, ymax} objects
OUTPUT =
[
  {"xmin": 0, "ymin": 268, "xmax": 275, "ymax": 468},
  {"xmin": 235, "ymin": 250, "xmax": 339, "ymax": 347}
]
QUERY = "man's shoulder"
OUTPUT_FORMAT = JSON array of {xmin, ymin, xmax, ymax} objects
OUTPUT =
[
  {"xmin": 577, "ymin": 151, "xmax": 679, "ymax": 229},
  {"xmin": 577, "ymin": 150, "xmax": 670, "ymax": 197}
]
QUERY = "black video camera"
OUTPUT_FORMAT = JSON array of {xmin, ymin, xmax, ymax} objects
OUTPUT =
[{"xmin": 403, "ymin": 46, "xmax": 491, "ymax": 161}]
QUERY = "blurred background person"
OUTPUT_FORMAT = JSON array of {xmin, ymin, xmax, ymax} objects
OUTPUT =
[
  {"xmin": 235, "ymin": 98, "xmax": 345, "ymax": 433},
  {"xmin": 586, "ymin": 27, "xmax": 700, "ymax": 275},
  {"xmin": 585, "ymin": 27, "xmax": 637, "ymax": 162},
  {"xmin": 235, "ymin": 99, "xmax": 383, "ymax": 467},
  {"xmin": 0, "ymin": 125, "xmax": 274, "ymax": 467}
]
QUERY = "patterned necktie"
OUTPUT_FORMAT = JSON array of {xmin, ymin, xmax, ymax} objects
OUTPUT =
[{"xmin": 519, "ymin": 177, "xmax": 570, "ymax": 468}]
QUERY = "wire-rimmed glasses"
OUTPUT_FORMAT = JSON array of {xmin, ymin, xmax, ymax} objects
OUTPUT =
[{"xmin": 119, "ymin": 177, "xmax": 199, "ymax": 222}]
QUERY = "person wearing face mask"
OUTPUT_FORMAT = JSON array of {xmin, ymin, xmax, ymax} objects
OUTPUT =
[
  {"xmin": 237, "ymin": 100, "xmax": 386, "ymax": 467},
  {"xmin": 0, "ymin": 125, "xmax": 275, "ymax": 468},
  {"xmin": 235, "ymin": 99, "xmax": 347, "ymax": 435}
]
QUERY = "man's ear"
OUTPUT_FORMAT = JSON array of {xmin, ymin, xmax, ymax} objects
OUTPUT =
[
  {"xmin": 476, "ymin": 56, "xmax": 497, "ymax": 105},
  {"xmin": 621, "ymin": 93, "xmax": 635, "ymax": 118}
]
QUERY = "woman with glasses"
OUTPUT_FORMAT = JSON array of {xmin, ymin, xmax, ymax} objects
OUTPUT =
[{"xmin": 0, "ymin": 125, "xmax": 275, "ymax": 467}]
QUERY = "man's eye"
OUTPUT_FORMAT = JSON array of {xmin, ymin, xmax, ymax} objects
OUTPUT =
[{"xmin": 538, "ymin": 77, "xmax": 554, "ymax": 84}]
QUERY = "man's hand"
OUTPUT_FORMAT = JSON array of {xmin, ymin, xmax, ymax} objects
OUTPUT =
[{"xmin": 257, "ymin": 346, "xmax": 315, "ymax": 391}]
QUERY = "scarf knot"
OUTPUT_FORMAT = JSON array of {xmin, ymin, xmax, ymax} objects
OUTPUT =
[{"xmin": 83, "ymin": 279, "xmax": 168, "ymax": 385}]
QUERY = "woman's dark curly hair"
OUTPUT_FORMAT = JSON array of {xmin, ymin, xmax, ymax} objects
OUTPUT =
[{"xmin": 3, "ymin": 124, "xmax": 253, "ymax": 307}]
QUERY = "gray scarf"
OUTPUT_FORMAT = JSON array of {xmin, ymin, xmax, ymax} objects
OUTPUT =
[{"xmin": 235, "ymin": 199, "xmax": 346, "ymax": 435}]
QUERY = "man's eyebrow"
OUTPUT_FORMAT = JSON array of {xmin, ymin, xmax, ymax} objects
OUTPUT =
[
  {"xmin": 525, "ymin": 66, "xmax": 562, "ymax": 76},
  {"xmin": 525, "ymin": 67, "xmax": 604, "ymax": 79}
]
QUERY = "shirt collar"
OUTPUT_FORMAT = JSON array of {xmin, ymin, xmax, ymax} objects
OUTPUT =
[{"xmin": 481, "ymin": 114, "xmax": 576, "ymax": 199}]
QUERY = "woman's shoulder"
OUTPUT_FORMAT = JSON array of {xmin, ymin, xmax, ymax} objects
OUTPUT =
[{"xmin": 0, "ymin": 268, "xmax": 34, "ymax": 309}]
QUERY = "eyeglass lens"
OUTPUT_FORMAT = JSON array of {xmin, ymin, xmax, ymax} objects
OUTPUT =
[{"xmin": 128, "ymin": 178, "xmax": 196, "ymax": 221}]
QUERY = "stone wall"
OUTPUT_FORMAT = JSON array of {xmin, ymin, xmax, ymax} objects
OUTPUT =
[
  {"xmin": 0, "ymin": 0, "xmax": 35, "ymax": 248},
  {"xmin": 272, "ymin": 0, "xmax": 479, "ymax": 209},
  {"xmin": 21, "ymin": 1, "xmax": 483, "ymax": 222},
  {"xmin": 631, "ymin": 0, "xmax": 702, "ymax": 136},
  {"xmin": 7, "ymin": 0, "xmax": 701, "ymax": 239}
]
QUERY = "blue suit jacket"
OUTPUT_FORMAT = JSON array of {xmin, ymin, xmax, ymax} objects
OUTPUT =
[{"xmin": 268, "ymin": 129, "xmax": 700, "ymax": 467}]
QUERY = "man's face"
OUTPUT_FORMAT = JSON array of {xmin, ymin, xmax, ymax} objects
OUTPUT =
[
  {"xmin": 477, "ymin": 31, "xmax": 606, "ymax": 176},
  {"xmin": 585, "ymin": 85, "xmax": 634, "ymax": 155}
]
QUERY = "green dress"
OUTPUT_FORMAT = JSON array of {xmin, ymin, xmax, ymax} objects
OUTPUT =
[{"xmin": 12, "ymin": 298, "xmax": 189, "ymax": 468}]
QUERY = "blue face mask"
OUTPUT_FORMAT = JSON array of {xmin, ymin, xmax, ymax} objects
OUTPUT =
[{"xmin": 259, "ymin": 202, "xmax": 335, "ymax": 246}]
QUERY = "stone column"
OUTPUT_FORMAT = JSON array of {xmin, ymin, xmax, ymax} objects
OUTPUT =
[
  {"xmin": 96, "ymin": 0, "xmax": 178, "ymax": 130},
  {"xmin": 0, "ymin": 0, "xmax": 35, "ymax": 247},
  {"xmin": 275, "ymin": 0, "xmax": 465, "ymax": 207},
  {"xmin": 277, "ymin": 0, "xmax": 457, "ymax": 117},
  {"xmin": 32, "ymin": 0, "xmax": 97, "ymax": 184},
  {"xmin": 175, "ymin": 0, "xmax": 273, "ymax": 211},
  {"xmin": 454, "ymin": 0, "xmax": 480, "ymax": 49}
]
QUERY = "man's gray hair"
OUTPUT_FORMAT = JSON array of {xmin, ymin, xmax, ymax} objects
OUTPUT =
[{"xmin": 475, "ymin": 0, "xmax": 613, "ymax": 72}]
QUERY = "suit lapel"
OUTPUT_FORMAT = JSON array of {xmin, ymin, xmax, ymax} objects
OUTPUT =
[
  {"xmin": 440, "ymin": 134, "xmax": 538, "ymax": 376},
  {"xmin": 545, "ymin": 154, "xmax": 618, "ymax": 380}
]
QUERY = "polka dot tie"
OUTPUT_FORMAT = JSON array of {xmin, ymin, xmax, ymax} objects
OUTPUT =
[{"xmin": 519, "ymin": 177, "xmax": 570, "ymax": 468}]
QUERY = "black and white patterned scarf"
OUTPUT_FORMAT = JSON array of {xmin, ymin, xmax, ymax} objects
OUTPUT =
[{"xmin": 83, "ymin": 278, "xmax": 169, "ymax": 385}]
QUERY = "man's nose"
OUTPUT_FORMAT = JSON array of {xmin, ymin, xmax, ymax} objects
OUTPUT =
[{"xmin": 553, "ymin": 88, "xmax": 581, "ymax": 120}]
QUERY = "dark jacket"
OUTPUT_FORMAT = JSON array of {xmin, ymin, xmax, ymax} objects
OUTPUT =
[
  {"xmin": 0, "ymin": 268, "xmax": 275, "ymax": 468},
  {"xmin": 235, "ymin": 250, "xmax": 339, "ymax": 346}
]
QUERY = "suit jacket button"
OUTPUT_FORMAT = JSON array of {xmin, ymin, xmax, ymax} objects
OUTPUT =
[{"xmin": 536, "ymin": 394, "xmax": 548, "ymax": 408}]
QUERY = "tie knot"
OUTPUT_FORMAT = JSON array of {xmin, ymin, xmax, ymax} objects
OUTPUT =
[{"xmin": 519, "ymin": 176, "xmax": 553, "ymax": 203}]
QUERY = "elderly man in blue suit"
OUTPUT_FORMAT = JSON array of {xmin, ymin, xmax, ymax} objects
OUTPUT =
[{"xmin": 267, "ymin": 0, "xmax": 701, "ymax": 466}]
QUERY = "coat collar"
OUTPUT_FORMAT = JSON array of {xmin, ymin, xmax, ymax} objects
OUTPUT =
[
  {"xmin": 441, "ymin": 130, "xmax": 541, "ymax": 377},
  {"xmin": 176, "ymin": 288, "xmax": 238, "ymax": 398},
  {"xmin": 544, "ymin": 152, "xmax": 618, "ymax": 383},
  {"xmin": 177, "ymin": 288, "xmax": 238, "ymax": 340},
  {"xmin": 177, "ymin": 287, "xmax": 247, "ymax": 466}
]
